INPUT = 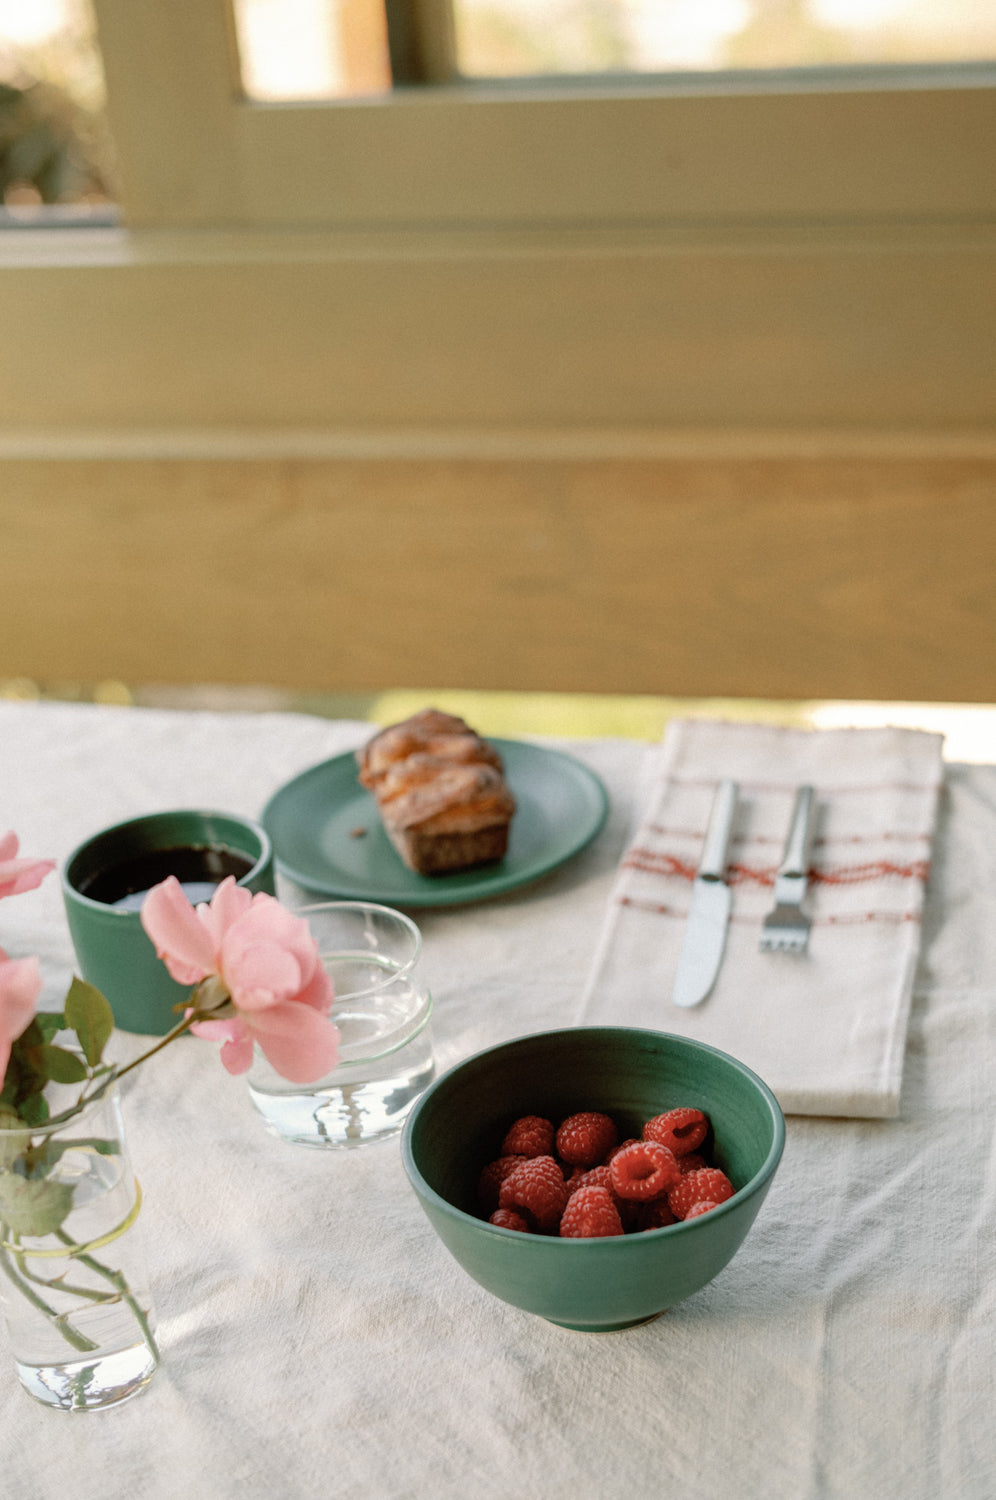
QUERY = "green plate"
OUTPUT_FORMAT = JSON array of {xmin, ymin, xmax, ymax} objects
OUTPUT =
[{"xmin": 261, "ymin": 739, "xmax": 609, "ymax": 907}]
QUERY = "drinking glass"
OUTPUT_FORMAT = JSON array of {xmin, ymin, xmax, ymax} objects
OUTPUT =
[{"xmin": 247, "ymin": 901, "xmax": 435, "ymax": 1147}]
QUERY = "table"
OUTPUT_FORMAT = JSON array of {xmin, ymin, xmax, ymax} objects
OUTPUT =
[{"xmin": 1, "ymin": 700, "xmax": 992, "ymax": 1500}]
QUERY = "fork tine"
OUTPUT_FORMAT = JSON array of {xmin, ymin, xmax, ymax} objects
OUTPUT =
[
  {"xmin": 760, "ymin": 907, "xmax": 811, "ymax": 948},
  {"xmin": 763, "ymin": 933, "xmax": 809, "ymax": 952},
  {"xmin": 760, "ymin": 929, "xmax": 808, "ymax": 952},
  {"xmin": 759, "ymin": 786, "xmax": 816, "ymax": 956}
]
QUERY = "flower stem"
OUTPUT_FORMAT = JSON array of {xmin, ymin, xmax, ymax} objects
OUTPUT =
[
  {"xmin": 42, "ymin": 1013, "xmax": 199, "ymax": 1129},
  {"xmin": 19, "ymin": 1261, "xmax": 119, "ymax": 1306},
  {"xmin": 0, "ymin": 1230, "xmax": 99, "ymax": 1353},
  {"xmin": 54, "ymin": 1228, "xmax": 160, "ymax": 1362},
  {"xmin": 111, "ymin": 1012, "xmax": 197, "ymax": 1084}
]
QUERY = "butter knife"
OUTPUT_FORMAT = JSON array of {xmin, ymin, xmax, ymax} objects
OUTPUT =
[{"xmin": 672, "ymin": 778, "xmax": 739, "ymax": 1009}]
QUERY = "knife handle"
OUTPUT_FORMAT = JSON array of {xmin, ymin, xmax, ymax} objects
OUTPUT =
[{"xmin": 699, "ymin": 779, "xmax": 739, "ymax": 880}]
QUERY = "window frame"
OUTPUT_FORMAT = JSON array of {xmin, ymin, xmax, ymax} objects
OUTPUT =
[
  {"xmin": 0, "ymin": 3, "xmax": 992, "ymax": 445},
  {"xmin": 91, "ymin": 1, "xmax": 996, "ymax": 231}
]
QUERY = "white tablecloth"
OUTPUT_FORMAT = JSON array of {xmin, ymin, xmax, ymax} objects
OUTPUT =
[{"xmin": 1, "ymin": 700, "xmax": 993, "ymax": 1500}]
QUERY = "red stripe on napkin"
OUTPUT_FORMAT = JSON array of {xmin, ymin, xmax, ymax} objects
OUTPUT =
[
  {"xmin": 621, "ymin": 850, "xmax": 931, "ymax": 888},
  {"xmin": 619, "ymin": 895, "xmax": 922, "ymax": 925}
]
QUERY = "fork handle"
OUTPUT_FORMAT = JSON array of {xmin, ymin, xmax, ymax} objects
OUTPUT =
[{"xmin": 778, "ymin": 785, "xmax": 816, "ymax": 879}]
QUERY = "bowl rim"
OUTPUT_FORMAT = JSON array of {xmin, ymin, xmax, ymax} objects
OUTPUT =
[{"xmin": 401, "ymin": 1025, "xmax": 786, "ymax": 1244}]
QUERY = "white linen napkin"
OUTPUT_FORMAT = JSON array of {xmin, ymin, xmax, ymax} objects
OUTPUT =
[{"xmin": 577, "ymin": 718, "xmax": 944, "ymax": 1118}]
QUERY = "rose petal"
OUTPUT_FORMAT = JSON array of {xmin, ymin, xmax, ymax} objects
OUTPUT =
[
  {"xmin": 221, "ymin": 939, "xmax": 303, "ymax": 1012},
  {"xmin": 224, "ymin": 898, "xmax": 317, "ymax": 980},
  {"xmin": 140, "ymin": 876, "xmax": 217, "ymax": 985},
  {"xmin": 293, "ymin": 961, "xmax": 334, "ymax": 1016},
  {"xmin": 0, "ymin": 852, "xmax": 55, "ymax": 894},
  {"xmin": 190, "ymin": 1014, "xmax": 255, "ymax": 1075},
  {"xmin": 197, "ymin": 876, "xmax": 254, "ymax": 951},
  {"xmin": 0, "ymin": 953, "xmax": 42, "ymax": 1078},
  {"xmin": 0, "ymin": 832, "xmax": 56, "ymax": 898},
  {"xmin": 188, "ymin": 1015, "xmax": 238, "ymax": 1042},
  {"xmin": 250, "ymin": 1001, "xmax": 340, "ymax": 1083},
  {"xmin": 218, "ymin": 1032, "xmax": 256, "ymax": 1075}
]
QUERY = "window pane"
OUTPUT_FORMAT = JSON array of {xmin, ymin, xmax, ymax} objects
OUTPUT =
[
  {"xmin": 232, "ymin": 0, "xmax": 391, "ymax": 100},
  {"xmin": 453, "ymin": 0, "xmax": 996, "ymax": 79},
  {"xmin": 0, "ymin": 0, "xmax": 117, "ymax": 213}
]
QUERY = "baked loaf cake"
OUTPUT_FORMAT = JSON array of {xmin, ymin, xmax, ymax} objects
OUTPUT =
[{"xmin": 357, "ymin": 709, "xmax": 516, "ymax": 876}]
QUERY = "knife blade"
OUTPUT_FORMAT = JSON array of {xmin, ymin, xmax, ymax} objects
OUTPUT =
[{"xmin": 672, "ymin": 778, "xmax": 739, "ymax": 1009}]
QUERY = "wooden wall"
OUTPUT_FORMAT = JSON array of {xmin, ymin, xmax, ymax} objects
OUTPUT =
[{"xmin": 3, "ymin": 450, "xmax": 993, "ymax": 702}]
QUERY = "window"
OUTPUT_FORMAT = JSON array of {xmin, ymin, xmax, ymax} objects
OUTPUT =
[
  {"xmin": 233, "ymin": 0, "xmax": 996, "ymax": 96},
  {"xmin": 86, "ymin": 1, "xmax": 994, "ymax": 230},
  {"xmin": 3, "ymin": 3, "xmax": 994, "ymax": 230},
  {"xmin": 1, "ymin": 1, "xmax": 992, "ymax": 440}
]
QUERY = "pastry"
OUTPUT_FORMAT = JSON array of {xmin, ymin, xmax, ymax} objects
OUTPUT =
[
  {"xmin": 357, "ymin": 709, "xmax": 503, "ymax": 791},
  {"xmin": 357, "ymin": 710, "xmax": 516, "ymax": 875}
]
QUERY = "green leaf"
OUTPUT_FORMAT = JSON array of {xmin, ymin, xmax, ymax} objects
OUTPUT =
[
  {"xmin": 0, "ymin": 1110, "xmax": 29, "ymax": 1168},
  {"xmin": 17, "ymin": 1091, "xmax": 49, "ymax": 1128},
  {"xmin": 37, "ymin": 1046, "xmax": 88, "ymax": 1085},
  {"xmin": 63, "ymin": 979, "xmax": 114, "ymax": 1067},
  {"xmin": 3, "ymin": 1034, "xmax": 48, "ymax": 1122},
  {"xmin": 35, "ymin": 1013, "xmax": 65, "ymax": 1043},
  {"xmin": 0, "ymin": 1174, "xmax": 74, "ymax": 1237},
  {"xmin": 45, "ymin": 1134, "xmax": 120, "ymax": 1167}
]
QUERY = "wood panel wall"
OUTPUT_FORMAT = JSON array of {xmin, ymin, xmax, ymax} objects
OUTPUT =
[{"xmin": 2, "ymin": 453, "xmax": 993, "ymax": 702}]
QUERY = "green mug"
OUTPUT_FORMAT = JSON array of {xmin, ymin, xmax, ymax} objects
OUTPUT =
[{"xmin": 61, "ymin": 809, "xmax": 276, "ymax": 1036}]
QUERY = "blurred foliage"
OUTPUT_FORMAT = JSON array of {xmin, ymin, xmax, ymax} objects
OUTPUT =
[
  {"xmin": 0, "ymin": 76, "xmax": 109, "ymax": 204},
  {"xmin": 0, "ymin": 0, "xmax": 116, "ymax": 208},
  {"xmin": 456, "ymin": 0, "xmax": 631, "ymax": 76},
  {"xmin": 454, "ymin": 0, "xmax": 996, "ymax": 79}
]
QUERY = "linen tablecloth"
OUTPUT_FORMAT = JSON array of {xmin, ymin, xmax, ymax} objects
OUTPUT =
[{"xmin": 1, "ymin": 700, "xmax": 993, "ymax": 1500}]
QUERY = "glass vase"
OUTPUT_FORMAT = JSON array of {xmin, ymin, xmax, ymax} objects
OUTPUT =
[{"xmin": 0, "ymin": 1083, "xmax": 159, "ymax": 1411}]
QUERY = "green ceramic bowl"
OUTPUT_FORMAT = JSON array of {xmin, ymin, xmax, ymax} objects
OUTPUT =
[{"xmin": 401, "ymin": 1027, "xmax": 785, "ymax": 1332}]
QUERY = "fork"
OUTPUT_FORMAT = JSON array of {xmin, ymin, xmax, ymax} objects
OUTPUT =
[{"xmin": 759, "ymin": 785, "xmax": 816, "ymax": 953}]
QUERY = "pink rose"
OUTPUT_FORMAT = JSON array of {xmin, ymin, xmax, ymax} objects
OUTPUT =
[
  {"xmin": 0, "ymin": 832, "xmax": 55, "ymax": 900},
  {"xmin": 140, "ymin": 877, "xmax": 338, "ymax": 1083},
  {"xmin": 0, "ymin": 950, "xmax": 42, "ymax": 1081}
]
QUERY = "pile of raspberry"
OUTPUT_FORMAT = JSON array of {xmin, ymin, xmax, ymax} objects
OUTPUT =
[{"xmin": 477, "ymin": 1107, "xmax": 734, "ymax": 1238}]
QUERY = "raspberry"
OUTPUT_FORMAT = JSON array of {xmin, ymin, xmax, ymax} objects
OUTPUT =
[
  {"xmin": 555, "ymin": 1112, "xmax": 618, "ymax": 1168},
  {"xmin": 643, "ymin": 1107, "xmax": 709, "ymax": 1157},
  {"xmin": 489, "ymin": 1208, "xmax": 531, "ymax": 1232},
  {"xmin": 684, "ymin": 1200, "xmax": 719, "ymax": 1220},
  {"xmin": 668, "ymin": 1167, "xmax": 734, "ymax": 1220},
  {"xmin": 477, "ymin": 1155, "xmax": 526, "ymax": 1213},
  {"xmin": 678, "ymin": 1152, "xmax": 708, "ymax": 1176},
  {"xmin": 604, "ymin": 1138, "xmax": 639, "ymax": 1165},
  {"xmin": 559, "ymin": 1185, "xmax": 623, "ymax": 1238},
  {"xmin": 501, "ymin": 1115, "xmax": 555, "ymax": 1158},
  {"xmin": 498, "ymin": 1155, "xmax": 568, "ymax": 1232},
  {"xmin": 565, "ymin": 1164, "xmax": 613, "ymax": 1197},
  {"xmin": 609, "ymin": 1140, "xmax": 680, "ymax": 1201},
  {"xmin": 566, "ymin": 1164, "xmax": 641, "ymax": 1228},
  {"xmin": 635, "ymin": 1197, "xmax": 677, "ymax": 1231}
]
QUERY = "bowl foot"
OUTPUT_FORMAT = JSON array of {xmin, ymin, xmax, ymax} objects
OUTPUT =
[{"xmin": 544, "ymin": 1309, "xmax": 666, "ymax": 1333}]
